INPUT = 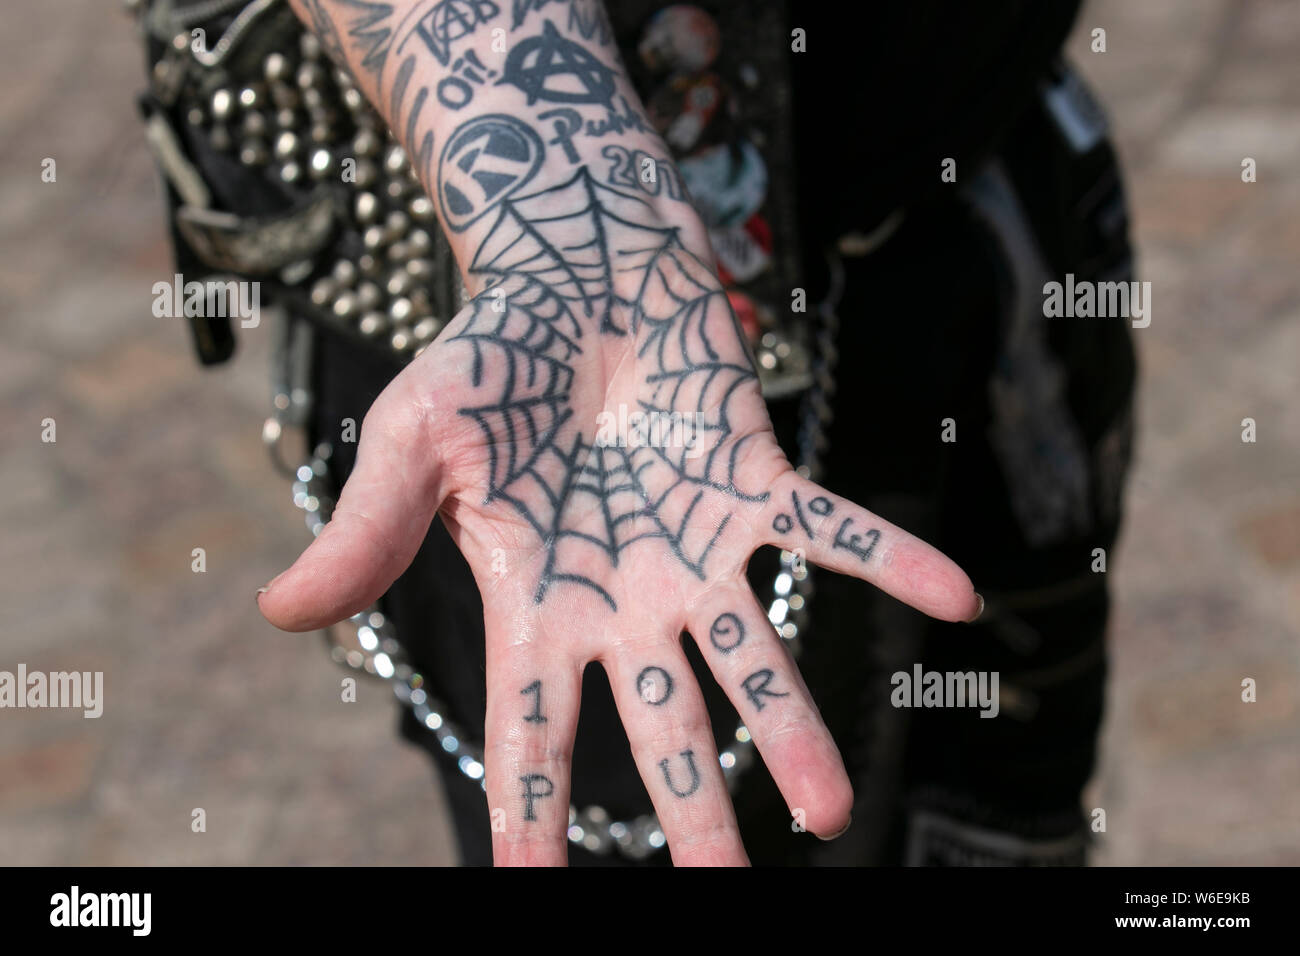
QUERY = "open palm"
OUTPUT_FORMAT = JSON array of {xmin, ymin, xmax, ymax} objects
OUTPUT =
[{"xmin": 258, "ymin": 167, "xmax": 980, "ymax": 865}]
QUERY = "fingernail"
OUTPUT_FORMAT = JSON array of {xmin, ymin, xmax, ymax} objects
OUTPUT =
[
  {"xmin": 255, "ymin": 586, "xmax": 270, "ymax": 605},
  {"xmin": 818, "ymin": 814, "xmax": 852, "ymax": 841},
  {"xmin": 966, "ymin": 593, "xmax": 985, "ymax": 624}
]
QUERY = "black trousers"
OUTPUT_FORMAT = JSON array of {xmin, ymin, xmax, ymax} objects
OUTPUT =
[{"xmin": 306, "ymin": 91, "xmax": 1136, "ymax": 866}]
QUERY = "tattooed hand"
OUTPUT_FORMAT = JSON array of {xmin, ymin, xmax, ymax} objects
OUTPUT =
[{"xmin": 262, "ymin": 0, "xmax": 981, "ymax": 865}]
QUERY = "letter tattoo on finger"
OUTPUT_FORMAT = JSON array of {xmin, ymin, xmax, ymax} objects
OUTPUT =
[
  {"xmin": 521, "ymin": 679, "xmax": 546, "ymax": 723},
  {"xmin": 740, "ymin": 668, "xmax": 790, "ymax": 712},
  {"xmin": 520, "ymin": 772, "xmax": 554, "ymax": 821},
  {"xmin": 708, "ymin": 612, "xmax": 746, "ymax": 654},
  {"xmin": 637, "ymin": 665, "xmax": 674, "ymax": 706},
  {"xmin": 658, "ymin": 749, "xmax": 701, "ymax": 798}
]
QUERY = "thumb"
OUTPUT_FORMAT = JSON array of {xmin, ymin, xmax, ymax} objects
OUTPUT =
[{"xmin": 257, "ymin": 387, "xmax": 445, "ymax": 632}]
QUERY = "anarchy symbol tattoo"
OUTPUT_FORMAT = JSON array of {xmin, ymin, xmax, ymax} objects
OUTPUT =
[{"xmin": 498, "ymin": 19, "xmax": 618, "ymax": 106}]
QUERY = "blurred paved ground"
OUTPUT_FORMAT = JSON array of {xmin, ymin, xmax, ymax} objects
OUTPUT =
[
  {"xmin": 1070, "ymin": 0, "xmax": 1300, "ymax": 865},
  {"xmin": 0, "ymin": 0, "xmax": 454, "ymax": 864},
  {"xmin": 0, "ymin": 0, "xmax": 1295, "ymax": 865}
]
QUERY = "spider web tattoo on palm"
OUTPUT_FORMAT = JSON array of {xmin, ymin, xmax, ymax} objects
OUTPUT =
[{"xmin": 451, "ymin": 167, "xmax": 769, "ymax": 610}]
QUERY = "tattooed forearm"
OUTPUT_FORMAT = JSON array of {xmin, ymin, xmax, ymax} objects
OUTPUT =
[
  {"xmin": 293, "ymin": 1, "xmax": 757, "ymax": 610},
  {"xmin": 295, "ymin": 0, "xmax": 656, "ymax": 209}
]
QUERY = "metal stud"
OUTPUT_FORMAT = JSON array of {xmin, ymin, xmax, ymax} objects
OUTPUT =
[
  {"xmin": 239, "ymin": 138, "xmax": 269, "ymax": 166},
  {"xmin": 355, "ymin": 282, "xmax": 382, "ymax": 311},
  {"xmin": 273, "ymin": 131, "xmax": 299, "ymax": 161},
  {"xmin": 409, "ymin": 196, "xmax": 436, "ymax": 222},
  {"xmin": 331, "ymin": 260, "xmax": 358, "ymax": 287},
  {"xmin": 332, "ymin": 291, "xmax": 358, "ymax": 319},
  {"xmin": 211, "ymin": 88, "xmax": 235, "ymax": 122},
  {"xmin": 264, "ymin": 52, "xmax": 290, "ymax": 84},
  {"xmin": 358, "ymin": 312, "xmax": 388, "ymax": 337},
  {"xmin": 354, "ymin": 192, "xmax": 380, "ymax": 224}
]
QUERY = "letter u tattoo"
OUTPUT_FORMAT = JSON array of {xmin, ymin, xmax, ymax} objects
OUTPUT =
[{"xmin": 658, "ymin": 749, "xmax": 701, "ymax": 799}]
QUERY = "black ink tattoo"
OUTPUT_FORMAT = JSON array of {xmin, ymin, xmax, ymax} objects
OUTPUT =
[
  {"xmin": 412, "ymin": 0, "xmax": 500, "ymax": 66},
  {"xmin": 436, "ymin": 114, "xmax": 545, "ymax": 231},
  {"xmin": 584, "ymin": 96, "xmax": 653, "ymax": 137},
  {"xmin": 772, "ymin": 488, "xmax": 828, "ymax": 537},
  {"xmin": 708, "ymin": 612, "xmax": 745, "ymax": 654},
  {"xmin": 601, "ymin": 145, "xmax": 688, "ymax": 202},
  {"xmin": 538, "ymin": 106, "xmax": 583, "ymax": 163},
  {"xmin": 337, "ymin": 0, "xmax": 396, "ymax": 79},
  {"xmin": 565, "ymin": 0, "xmax": 612, "ymax": 46},
  {"xmin": 658, "ymin": 749, "xmax": 701, "ymax": 798},
  {"xmin": 437, "ymin": 49, "xmax": 498, "ymax": 109},
  {"xmin": 521, "ymin": 679, "xmax": 547, "ymax": 722},
  {"xmin": 449, "ymin": 161, "xmax": 768, "ymax": 610},
  {"xmin": 511, "ymin": 0, "xmax": 612, "ymax": 45},
  {"xmin": 510, "ymin": 0, "xmax": 562, "ymax": 29},
  {"xmin": 740, "ymin": 668, "xmax": 790, "ymax": 712},
  {"xmin": 302, "ymin": 0, "xmax": 353, "ymax": 67},
  {"xmin": 520, "ymin": 772, "xmax": 554, "ymax": 820},
  {"xmin": 833, "ymin": 520, "xmax": 881, "ymax": 563},
  {"xmin": 636, "ymin": 666, "xmax": 674, "ymax": 706},
  {"xmin": 498, "ymin": 20, "xmax": 617, "ymax": 107}
]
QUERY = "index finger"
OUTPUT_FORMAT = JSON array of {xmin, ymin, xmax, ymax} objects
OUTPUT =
[{"xmin": 755, "ymin": 470, "xmax": 982, "ymax": 623}]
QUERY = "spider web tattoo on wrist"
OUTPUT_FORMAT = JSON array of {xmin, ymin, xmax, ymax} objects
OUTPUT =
[{"xmin": 451, "ymin": 167, "xmax": 769, "ymax": 611}]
